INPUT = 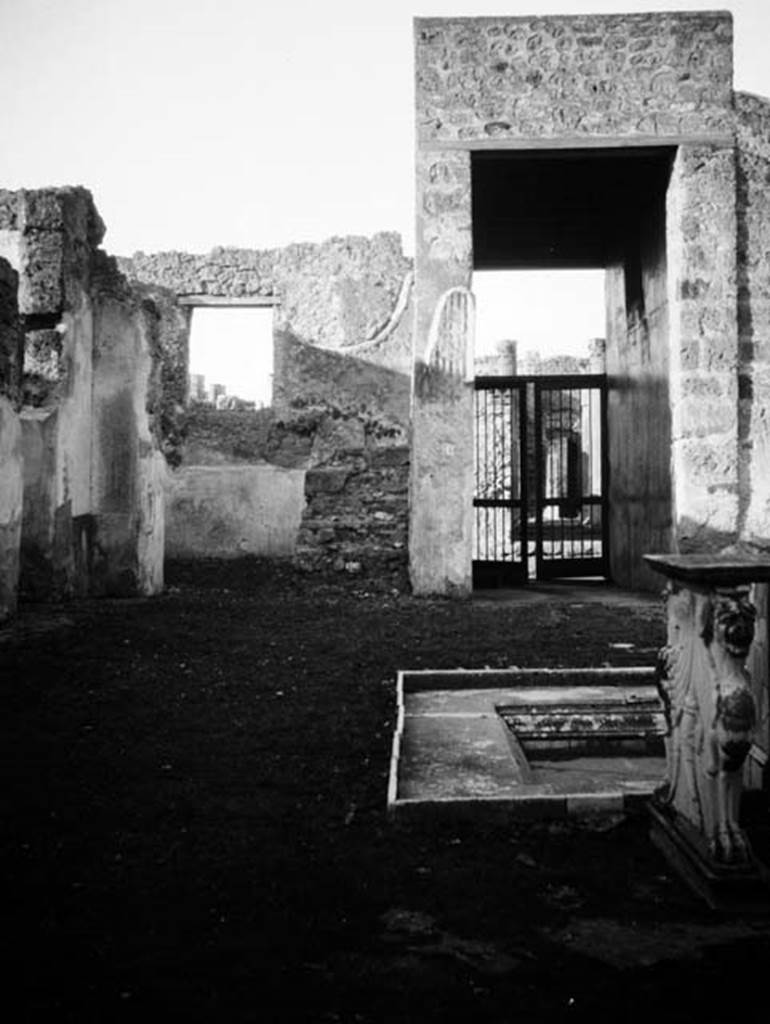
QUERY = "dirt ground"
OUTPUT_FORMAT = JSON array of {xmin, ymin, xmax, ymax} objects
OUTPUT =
[{"xmin": 3, "ymin": 559, "xmax": 770, "ymax": 1023}]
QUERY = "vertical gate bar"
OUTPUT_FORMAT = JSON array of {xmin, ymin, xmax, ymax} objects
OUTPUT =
[
  {"xmin": 483, "ymin": 389, "xmax": 489, "ymax": 561},
  {"xmin": 494, "ymin": 390, "xmax": 499, "ymax": 560},
  {"xmin": 559, "ymin": 385, "xmax": 564, "ymax": 563},
  {"xmin": 519, "ymin": 382, "xmax": 527, "ymax": 579},
  {"xmin": 533, "ymin": 380, "xmax": 542, "ymax": 578},
  {"xmin": 518, "ymin": 385, "xmax": 524, "ymax": 577},
  {"xmin": 581, "ymin": 387, "xmax": 587, "ymax": 558},
  {"xmin": 474, "ymin": 388, "xmax": 479, "ymax": 561},
  {"xmin": 601, "ymin": 378, "xmax": 609, "ymax": 574},
  {"xmin": 589, "ymin": 385, "xmax": 593, "ymax": 561}
]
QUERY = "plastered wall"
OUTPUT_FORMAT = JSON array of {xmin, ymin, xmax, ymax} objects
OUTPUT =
[{"xmin": 0, "ymin": 256, "xmax": 22, "ymax": 619}]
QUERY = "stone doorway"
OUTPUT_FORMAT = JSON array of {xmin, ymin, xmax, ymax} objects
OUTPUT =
[
  {"xmin": 410, "ymin": 12, "xmax": 760, "ymax": 598},
  {"xmin": 472, "ymin": 147, "xmax": 674, "ymax": 591}
]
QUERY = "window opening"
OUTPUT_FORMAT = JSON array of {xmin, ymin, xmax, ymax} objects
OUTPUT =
[{"xmin": 187, "ymin": 307, "xmax": 273, "ymax": 409}]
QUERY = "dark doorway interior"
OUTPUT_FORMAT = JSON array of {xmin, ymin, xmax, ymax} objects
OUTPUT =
[
  {"xmin": 472, "ymin": 147, "xmax": 675, "ymax": 270},
  {"xmin": 471, "ymin": 148, "xmax": 675, "ymax": 589}
]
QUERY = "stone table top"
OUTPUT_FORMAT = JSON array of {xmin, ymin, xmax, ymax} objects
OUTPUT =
[{"xmin": 644, "ymin": 553, "xmax": 770, "ymax": 587}]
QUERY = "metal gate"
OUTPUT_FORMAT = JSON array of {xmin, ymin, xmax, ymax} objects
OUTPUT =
[{"xmin": 473, "ymin": 374, "xmax": 608, "ymax": 587}]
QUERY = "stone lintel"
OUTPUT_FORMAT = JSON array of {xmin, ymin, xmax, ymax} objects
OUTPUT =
[
  {"xmin": 177, "ymin": 295, "xmax": 279, "ymax": 307},
  {"xmin": 417, "ymin": 133, "xmax": 735, "ymax": 154},
  {"xmin": 644, "ymin": 552, "xmax": 770, "ymax": 587}
]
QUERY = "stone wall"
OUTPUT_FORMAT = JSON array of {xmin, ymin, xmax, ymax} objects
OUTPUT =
[
  {"xmin": 411, "ymin": 11, "xmax": 742, "ymax": 596},
  {"xmin": 0, "ymin": 257, "xmax": 23, "ymax": 619},
  {"xmin": 415, "ymin": 12, "xmax": 733, "ymax": 145},
  {"xmin": 121, "ymin": 234, "xmax": 413, "ymax": 577},
  {"xmin": 736, "ymin": 92, "xmax": 770, "ymax": 550},
  {"xmin": 119, "ymin": 232, "xmax": 412, "ymax": 351},
  {"xmin": 667, "ymin": 143, "xmax": 740, "ymax": 554},
  {"xmin": 0, "ymin": 187, "xmax": 166, "ymax": 603},
  {"xmin": 297, "ymin": 445, "xmax": 409, "ymax": 586}
]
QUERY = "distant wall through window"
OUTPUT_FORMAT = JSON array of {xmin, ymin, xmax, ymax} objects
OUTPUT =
[{"xmin": 187, "ymin": 305, "xmax": 274, "ymax": 409}]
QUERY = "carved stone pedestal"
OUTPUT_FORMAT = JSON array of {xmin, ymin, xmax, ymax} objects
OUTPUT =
[{"xmin": 644, "ymin": 554, "xmax": 770, "ymax": 911}]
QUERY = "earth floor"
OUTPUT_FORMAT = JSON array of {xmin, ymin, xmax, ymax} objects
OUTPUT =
[{"xmin": 2, "ymin": 559, "xmax": 770, "ymax": 1023}]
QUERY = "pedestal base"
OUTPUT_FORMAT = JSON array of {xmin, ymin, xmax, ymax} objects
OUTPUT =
[{"xmin": 649, "ymin": 800, "xmax": 770, "ymax": 912}]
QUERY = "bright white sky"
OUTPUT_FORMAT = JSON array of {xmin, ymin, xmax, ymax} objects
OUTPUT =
[{"xmin": 2, "ymin": 0, "xmax": 769, "ymax": 380}]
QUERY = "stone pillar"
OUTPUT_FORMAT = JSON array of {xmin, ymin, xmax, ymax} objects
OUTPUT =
[
  {"xmin": 410, "ymin": 150, "xmax": 474, "ymax": 595},
  {"xmin": 667, "ymin": 145, "xmax": 740, "ymax": 552},
  {"xmin": 735, "ymin": 93, "xmax": 770, "ymax": 548},
  {"xmin": 645, "ymin": 553, "xmax": 770, "ymax": 909},
  {"xmin": 89, "ymin": 262, "xmax": 165, "ymax": 596}
]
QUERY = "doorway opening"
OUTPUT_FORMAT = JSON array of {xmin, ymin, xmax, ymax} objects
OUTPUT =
[{"xmin": 470, "ymin": 147, "xmax": 675, "ymax": 588}]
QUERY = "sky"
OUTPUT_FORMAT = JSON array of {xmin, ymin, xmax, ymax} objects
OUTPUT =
[{"xmin": 2, "ymin": 0, "xmax": 769, "ymax": 378}]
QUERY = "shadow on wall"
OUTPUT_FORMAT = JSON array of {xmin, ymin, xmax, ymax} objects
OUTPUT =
[{"xmin": 272, "ymin": 328, "xmax": 410, "ymax": 439}]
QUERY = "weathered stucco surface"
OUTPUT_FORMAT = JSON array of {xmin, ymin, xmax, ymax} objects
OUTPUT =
[
  {"xmin": 0, "ymin": 255, "xmax": 22, "ymax": 619},
  {"xmin": 89, "ymin": 259, "xmax": 166, "ymax": 595},
  {"xmin": 410, "ymin": 152, "xmax": 475, "ymax": 595},
  {"xmin": 415, "ymin": 12, "xmax": 733, "ymax": 145},
  {"xmin": 0, "ymin": 188, "xmax": 167, "ymax": 603},
  {"xmin": 165, "ymin": 464, "xmax": 305, "ymax": 559},
  {"xmin": 0, "ymin": 395, "xmax": 22, "ymax": 619}
]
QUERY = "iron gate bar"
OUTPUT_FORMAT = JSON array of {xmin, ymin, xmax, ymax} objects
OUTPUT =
[
  {"xmin": 474, "ymin": 374, "xmax": 608, "ymax": 586},
  {"xmin": 472, "ymin": 377, "xmax": 528, "ymax": 587}
]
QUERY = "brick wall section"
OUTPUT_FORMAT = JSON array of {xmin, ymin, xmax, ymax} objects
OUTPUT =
[{"xmin": 297, "ymin": 445, "xmax": 409, "ymax": 585}]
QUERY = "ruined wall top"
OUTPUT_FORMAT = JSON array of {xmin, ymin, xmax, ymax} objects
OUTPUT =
[
  {"xmin": 415, "ymin": 11, "xmax": 734, "ymax": 146},
  {"xmin": 119, "ymin": 232, "xmax": 412, "ymax": 351},
  {"xmin": 0, "ymin": 187, "xmax": 106, "ymax": 315}
]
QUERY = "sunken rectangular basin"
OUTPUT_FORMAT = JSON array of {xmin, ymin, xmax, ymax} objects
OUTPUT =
[{"xmin": 388, "ymin": 668, "xmax": 667, "ymax": 821}]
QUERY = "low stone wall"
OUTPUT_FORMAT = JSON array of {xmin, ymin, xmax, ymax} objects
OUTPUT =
[
  {"xmin": 165, "ymin": 464, "xmax": 305, "ymax": 559},
  {"xmin": 297, "ymin": 446, "xmax": 409, "ymax": 584}
]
